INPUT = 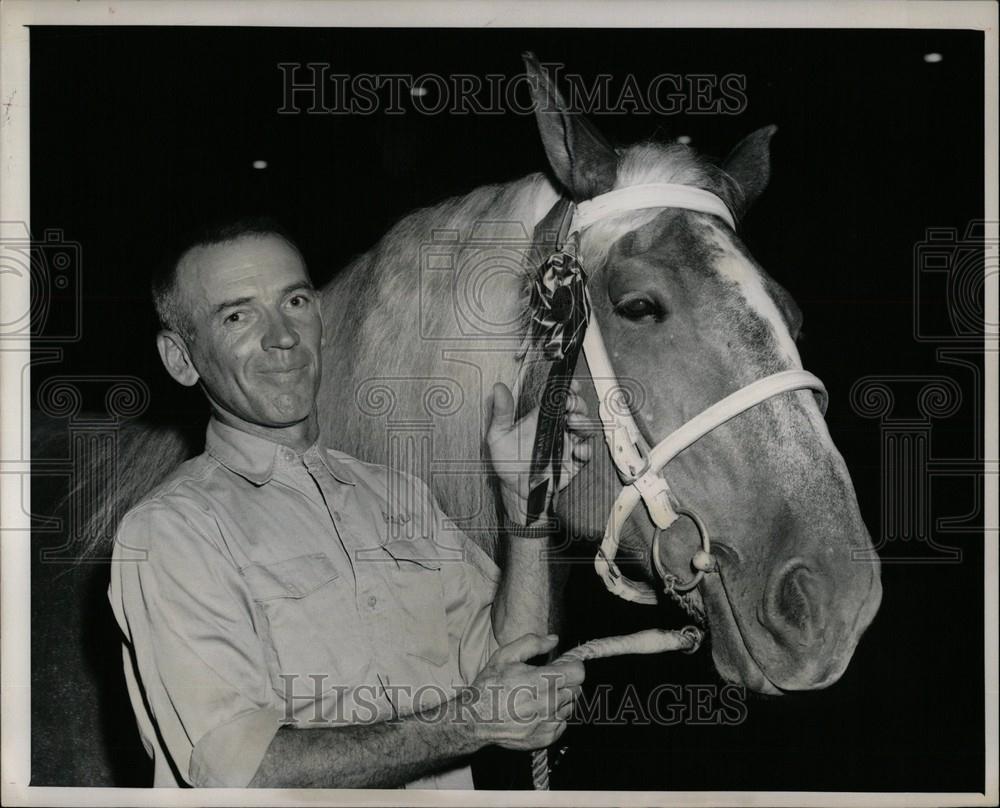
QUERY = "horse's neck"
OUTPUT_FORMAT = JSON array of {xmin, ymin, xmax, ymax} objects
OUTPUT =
[{"xmin": 318, "ymin": 173, "xmax": 560, "ymax": 548}]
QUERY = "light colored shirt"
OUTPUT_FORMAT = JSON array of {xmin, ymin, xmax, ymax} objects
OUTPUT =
[{"xmin": 108, "ymin": 418, "xmax": 501, "ymax": 788}]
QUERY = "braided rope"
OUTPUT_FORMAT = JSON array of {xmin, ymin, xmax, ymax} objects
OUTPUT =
[{"xmin": 530, "ymin": 626, "xmax": 703, "ymax": 790}]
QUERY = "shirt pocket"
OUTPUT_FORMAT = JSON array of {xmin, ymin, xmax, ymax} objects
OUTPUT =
[
  {"xmin": 242, "ymin": 553, "xmax": 365, "ymax": 698},
  {"xmin": 381, "ymin": 539, "xmax": 450, "ymax": 668}
]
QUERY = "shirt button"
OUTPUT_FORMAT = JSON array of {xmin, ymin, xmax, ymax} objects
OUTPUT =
[
  {"xmin": 282, "ymin": 448, "xmax": 295, "ymax": 462},
  {"xmin": 367, "ymin": 595, "xmax": 378, "ymax": 608},
  {"xmin": 333, "ymin": 510, "xmax": 342, "ymax": 520}
]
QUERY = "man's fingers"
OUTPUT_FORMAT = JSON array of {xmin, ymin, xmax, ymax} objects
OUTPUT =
[
  {"xmin": 556, "ymin": 435, "xmax": 592, "ymax": 491},
  {"xmin": 565, "ymin": 413, "xmax": 600, "ymax": 439},
  {"xmin": 554, "ymin": 684, "xmax": 582, "ymax": 710},
  {"xmin": 564, "ymin": 390, "xmax": 588, "ymax": 418},
  {"xmin": 494, "ymin": 632, "xmax": 560, "ymax": 665},
  {"xmin": 545, "ymin": 719, "xmax": 569, "ymax": 745},
  {"xmin": 547, "ymin": 659, "xmax": 586, "ymax": 687},
  {"xmin": 487, "ymin": 382, "xmax": 517, "ymax": 437},
  {"xmin": 555, "ymin": 700, "xmax": 577, "ymax": 721},
  {"xmin": 568, "ymin": 437, "xmax": 592, "ymax": 461}
]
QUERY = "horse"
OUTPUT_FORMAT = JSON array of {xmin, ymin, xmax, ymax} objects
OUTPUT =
[
  {"xmin": 318, "ymin": 55, "xmax": 882, "ymax": 694},
  {"xmin": 30, "ymin": 54, "xmax": 881, "ymax": 786}
]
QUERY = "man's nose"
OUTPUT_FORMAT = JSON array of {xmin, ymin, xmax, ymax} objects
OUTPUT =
[{"xmin": 261, "ymin": 311, "xmax": 300, "ymax": 350}]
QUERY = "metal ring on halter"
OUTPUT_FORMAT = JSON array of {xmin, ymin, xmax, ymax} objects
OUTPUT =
[{"xmin": 651, "ymin": 507, "xmax": 715, "ymax": 594}]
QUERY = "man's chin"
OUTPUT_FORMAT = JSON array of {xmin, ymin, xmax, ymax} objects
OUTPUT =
[
  {"xmin": 213, "ymin": 396, "xmax": 316, "ymax": 435},
  {"xmin": 267, "ymin": 394, "xmax": 314, "ymax": 424},
  {"xmin": 253, "ymin": 374, "xmax": 320, "ymax": 426}
]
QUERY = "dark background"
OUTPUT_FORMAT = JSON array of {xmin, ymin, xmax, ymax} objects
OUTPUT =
[{"xmin": 29, "ymin": 26, "xmax": 986, "ymax": 792}]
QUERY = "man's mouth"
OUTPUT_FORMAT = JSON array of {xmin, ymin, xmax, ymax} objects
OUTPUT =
[{"xmin": 257, "ymin": 364, "xmax": 308, "ymax": 379}]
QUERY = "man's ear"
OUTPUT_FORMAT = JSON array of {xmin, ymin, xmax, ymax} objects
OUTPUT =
[{"xmin": 156, "ymin": 330, "xmax": 200, "ymax": 387}]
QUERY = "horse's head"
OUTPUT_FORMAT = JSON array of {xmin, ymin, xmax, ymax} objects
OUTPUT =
[{"xmin": 525, "ymin": 56, "xmax": 881, "ymax": 694}]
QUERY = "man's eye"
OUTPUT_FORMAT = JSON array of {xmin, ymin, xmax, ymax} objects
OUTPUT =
[
  {"xmin": 223, "ymin": 311, "xmax": 245, "ymax": 324},
  {"xmin": 614, "ymin": 295, "xmax": 666, "ymax": 322},
  {"xmin": 288, "ymin": 294, "xmax": 311, "ymax": 308}
]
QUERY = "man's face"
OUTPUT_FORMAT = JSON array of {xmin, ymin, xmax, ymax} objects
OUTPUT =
[{"xmin": 173, "ymin": 234, "xmax": 322, "ymax": 429}]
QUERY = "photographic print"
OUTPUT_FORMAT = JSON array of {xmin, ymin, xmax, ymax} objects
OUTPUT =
[{"xmin": 1, "ymin": 1, "xmax": 996, "ymax": 805}]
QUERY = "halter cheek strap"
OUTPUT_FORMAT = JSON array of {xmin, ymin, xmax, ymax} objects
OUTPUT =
[{"xmin": 593, "ymin": 367, "xmax": 827, "ymax": 605}]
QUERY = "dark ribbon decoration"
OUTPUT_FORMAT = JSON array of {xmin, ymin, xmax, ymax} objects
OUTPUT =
[{"xmin": 516, "ymin": 233, "xmax": 592, "ymax": 524}]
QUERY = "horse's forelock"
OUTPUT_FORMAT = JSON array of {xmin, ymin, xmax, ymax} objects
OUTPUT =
[
  {"xmin": 615, "ymin": 142, "xmax": 743, "ymax": 207},
  {"xmin": 579, "ymin": 142, "xmax": 744, "ymax": 272}
]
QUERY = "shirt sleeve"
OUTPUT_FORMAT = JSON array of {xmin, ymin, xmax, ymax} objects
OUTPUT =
[
  {"xmin": 415, "ymin": 478, "xmax": 502, "ymax": 685},
  {"xmin": 108, "ymin": 500, "xmax": 282, "ymax": 787}
]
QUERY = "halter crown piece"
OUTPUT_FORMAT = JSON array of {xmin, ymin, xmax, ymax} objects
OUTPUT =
[
  {"xmin": 570, "ymin": 182, "xmax": 737, "ymax": 233},
  {"xmin": 517, "ymin": 182, "xmax": 828, "ymax": 606}
]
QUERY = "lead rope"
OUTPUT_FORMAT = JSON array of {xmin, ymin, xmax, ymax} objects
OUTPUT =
[{"xmin": 530, "ymin": 625, "xmax": 703, "ymax": 790}]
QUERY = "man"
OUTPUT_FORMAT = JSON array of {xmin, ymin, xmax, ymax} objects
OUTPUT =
[{"xmin": 108, "ymin": 219, "xmax": 590, "ymax": 789}]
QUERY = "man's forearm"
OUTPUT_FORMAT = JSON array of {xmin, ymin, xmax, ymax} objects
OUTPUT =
[
  {"xmin": 248, "ymin": 696, "xmax": 481, "ymax": 788},
  {"xmin": 491, "ymin": 534, "xmax": 551, "ymax": 646}
]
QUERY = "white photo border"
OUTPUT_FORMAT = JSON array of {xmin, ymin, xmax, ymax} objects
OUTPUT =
[{"xmin": 1, "ymin": 1, "xmax": 996, "ymax": 806}]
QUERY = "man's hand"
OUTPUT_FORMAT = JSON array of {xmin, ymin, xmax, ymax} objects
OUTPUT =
[
  {"xmin": 466, "ymin": 633, "xmax": 584, "ymax": 752},
  {"xmin": 486, "ymin": 380, "xmax": 593, "ymax": 525}
]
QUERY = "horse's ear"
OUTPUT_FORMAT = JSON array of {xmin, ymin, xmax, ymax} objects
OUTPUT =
[
  {"xmin": 723, "ymin": 125, "xmax": 777, "ymax": 218},
  {"xmin": 523, "ymin": 52, "xmax": 618, "ymax": 202}
]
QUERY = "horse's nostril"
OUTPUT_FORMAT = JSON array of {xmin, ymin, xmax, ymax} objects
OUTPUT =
[
  {"xmin": 778, "ymin": 566, "xmax": 814, "ymax": 631},
  {"xmin": 766, "ymin": 562, "xmax": 826, "ymax": 643}
]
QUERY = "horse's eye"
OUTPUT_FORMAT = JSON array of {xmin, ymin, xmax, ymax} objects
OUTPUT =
[{"xmin": 614, "ymin": 295, "xmax": 665, "ymax": 322}]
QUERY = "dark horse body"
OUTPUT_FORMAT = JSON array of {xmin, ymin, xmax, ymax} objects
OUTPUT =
[{"xmin": 30, "ymin": 57, "xmax": 880, "ymax": 785}]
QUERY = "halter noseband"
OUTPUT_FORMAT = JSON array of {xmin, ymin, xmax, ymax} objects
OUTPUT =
[{"xmin": 527, "ymin": 182, "xmax": 828, "ymax": 606}]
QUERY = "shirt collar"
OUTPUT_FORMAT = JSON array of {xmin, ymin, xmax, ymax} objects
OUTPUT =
[{"xmin": 205, "ymin": 418, "xmax": 356, "ymax": 487}]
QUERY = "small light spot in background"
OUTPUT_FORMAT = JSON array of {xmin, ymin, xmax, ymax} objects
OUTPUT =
[
  {"xmin": 676, "ymin": 135, "xmax": 692, "ymax": 145},
  {"xmin": 923, "ymin": 53, "xmax": 943, "ymax": 63},
  {"xmin": 252, "ymin": 160, "xmax": 268, "ymax": 170},
  {"xmin": 410, "ymin": 85, "xmax": 428, "ymax": 98}
]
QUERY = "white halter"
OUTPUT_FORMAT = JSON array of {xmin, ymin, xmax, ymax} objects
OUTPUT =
[
  {"xmin": 567, "ymin": 183, "xmax": 828, "ymax": 605},
  {"xmin": 571, "ymin": 182, "xmax": 737, "ymax": 233}
]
